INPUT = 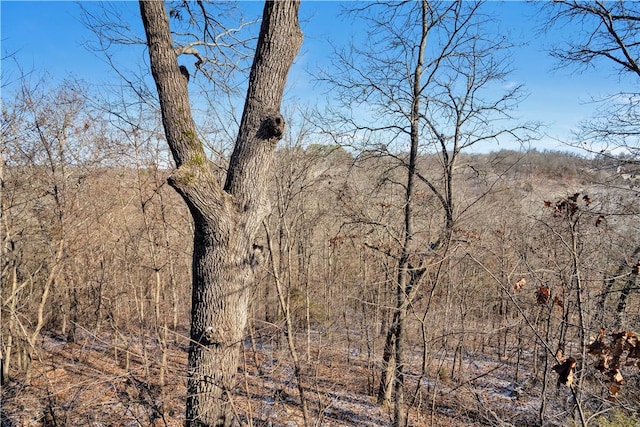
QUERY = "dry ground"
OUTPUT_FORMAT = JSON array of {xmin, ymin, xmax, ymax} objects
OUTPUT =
[{"xmin": 0, "ymin": 329, "xmax": 626, "ymax": 427}]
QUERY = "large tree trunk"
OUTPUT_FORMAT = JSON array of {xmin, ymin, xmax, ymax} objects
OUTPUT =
[{"xmin": 139, "ymin": 1, "xmax": 302, "ymax": 425}]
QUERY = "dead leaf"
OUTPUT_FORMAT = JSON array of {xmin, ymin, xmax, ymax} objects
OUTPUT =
[
  {"xmin": 587, "ymin": 329, "xmax": 607, "ymax": 355},
  {"xmin": 611, "ymin": 334, "xmax": 626, "ymax": 357},
  {"xmin": 552, "ymin": 357, "xmax": 577, "ymax": 386},
  {"xmin": 553, "ymin": 295, "xmax": 564, "ymax": 308},
  {"xmin": 595, "ymin": 354, "xmax": 612, "ymax": 373},
  {"xmin": 610, "ymin": 368, "xmax": 624, "ymax": 385},
  {"xmin": 536, "ymin": 286, "xmax": 550, "ymax": 305},
  {"xmin": 513, "ymin": 278, "xmax": 526, "ymax": 291}
]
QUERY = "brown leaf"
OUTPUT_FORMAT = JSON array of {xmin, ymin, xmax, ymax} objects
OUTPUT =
[
  {"xmin": 553, "ymin": 295, "xmax": 564, "ymax": 308},
  {"xmin": 568, "ymin": 202, "xmax": 578, "ymax": 216},
  {"xmin": 610, "ymin": 368, "xmax": 624, "ymax": 385},
  {"xmin": 624, "ymin": 331, "xmax": 637, "ymax": 345},
  {"xmin": 595, "ymin": 354, "xmax": 612, "ymax": 373},
  {"xmin": 609, "ymin": 384, "xmax": 620, "ymax": 398},
  {"xmin": 609, "ymin": 356, "xmax": 622, "ymax": 372},
  {"xmin": 513, "ymin": 278, "xmax": 526, "ymax": 291},
  {"xmin": 588, "ymin": 340, "xmax": 605, "ymax": 356},
  {"xmin": 552, "ymin": 357, "xmax": 577, "ymax": 386},
  {"xmin": 611, "ymin": 334, "xmax": 626, "ymax": 357},
  {"xmin": 587, "ymin": 328, "xmax": 607, "ymax": 355},
  {"xmin": 555, "ymin": 200, "xmax": 567, "ymax": 214},
  {"xmin": 536, "ymin": 286, "xmax": 550, "ymax": 305}
]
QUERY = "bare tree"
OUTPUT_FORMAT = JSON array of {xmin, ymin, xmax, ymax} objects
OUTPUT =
[
  {"xmin": 139, "ymin": 1, "xmax": 303, "ymax": 425},
  {"xmin": 1, "ymin": 74, "xmax": 113, "ymax": 382},
  {"xmin": 319, "ymin": 1, "xmax": 537, "ymax": 425},
  {"xmin": 543, "ymin": 0, "xmax": 640, "ymax": 341},
  {"xmin": 544, "ymin": 0, "xmax": 640, "ymax": 156}
]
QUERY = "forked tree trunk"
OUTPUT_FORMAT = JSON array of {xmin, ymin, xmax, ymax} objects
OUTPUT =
[{"xmin": 139, "ymin": 1, "xmax": 302, "ymax": 425}]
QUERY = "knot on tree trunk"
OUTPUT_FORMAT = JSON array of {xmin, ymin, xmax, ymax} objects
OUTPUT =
[
  {"xmin": 199, "ymin": 326, "xmax": 222, "ymax": 347},
  {"xmin": 249, "ymin": 243, "xmax": 264, "ymax": 268},
  {"xmin": 179, "ymin": 65, "xmax": 190, "ymax": 82},
  {"xmin": 257, "ymin": 111, "xmax": 285, "ymax": 142}
]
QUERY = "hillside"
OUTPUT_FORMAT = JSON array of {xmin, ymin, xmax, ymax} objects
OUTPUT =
[{"xmin": 2, "ymin": 149, "xmax": 639, "ymax": 426}]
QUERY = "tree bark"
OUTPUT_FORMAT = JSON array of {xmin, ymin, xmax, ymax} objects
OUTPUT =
[
  {"xmin": 139, "ymin": 1, "xmax": 302, "ymax": 425},
  {"xmin": 615, "ymin": 258, "xmax": 640, "ymax": 330}
]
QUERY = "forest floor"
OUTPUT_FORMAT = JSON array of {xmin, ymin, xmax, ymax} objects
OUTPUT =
[{"xmin": 0, "ymin": 329, "xmax": 596, "ymax": 426}]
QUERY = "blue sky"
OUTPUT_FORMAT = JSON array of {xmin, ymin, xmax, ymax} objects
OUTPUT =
[{"xmin": 1, "ymin": 1, "xmax": 636, "ymax": 153}]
